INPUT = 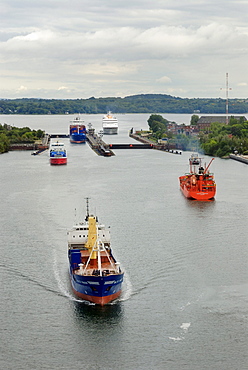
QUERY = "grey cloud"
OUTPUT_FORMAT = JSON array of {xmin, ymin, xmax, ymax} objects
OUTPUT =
[{"xmin": 0, "ymin": 0, "xmax": 247, "ymax": 99}]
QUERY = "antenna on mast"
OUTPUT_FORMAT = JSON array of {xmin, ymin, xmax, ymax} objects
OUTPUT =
[
  {"xmin": 220, "ymin": 72, "xmax": 232, "ymax": 124},
  {"xmin": 85, "ymin": 197, "xmax": 90, "ymax": 217}
]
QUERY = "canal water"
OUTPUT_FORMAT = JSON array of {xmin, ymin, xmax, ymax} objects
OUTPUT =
[{"xmin": 0, "ymin": 114, "xmax": 247, "ymax": 370}]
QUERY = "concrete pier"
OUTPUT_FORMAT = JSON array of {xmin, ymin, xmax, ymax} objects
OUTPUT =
[
  {"xmin": 229, "ymin": 154, "xmax": 248, "ymax": 164},
  {"xmin": 129, "ymin": 132, "xmax": 182, "ymax": 154},
  {"xmin": 86, "ymin": 131, "xmax": 115, "ymax": 156}
]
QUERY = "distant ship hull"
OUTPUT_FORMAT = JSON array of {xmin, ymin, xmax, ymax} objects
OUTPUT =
[
  {"xmin": 189, "ymin": 153, "xmax": 201, "ymax": 165},
  {"xmin": 103, "ymin": 127, "xmax": 118, "ymax": 135},
  {"xmin": 50, "ymin": 157, "xmax": 67, "ymax": 165},
  {"xmin": 179, "ymin": 175, "xmax": 216, "ymax": 200},
  {"xmin": 179, "ymin": 158, "xmax": 216, "ymax": 200},
  {"xmin": 70, "ymin": 134, "xmax": 86, "ymax": 144},
  {"xmin": 102, "ymin": 112, "xmax": 118, "ymax": 135},
  {"xmin": 49, "ymin": 141, "xmax": 67, "ymax": 165},
  {"xmin": 70, "ymin": 124, "xmax": 86, "ymax": 143}
]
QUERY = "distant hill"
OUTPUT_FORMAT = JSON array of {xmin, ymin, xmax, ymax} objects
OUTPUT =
[{"xmin": 0, "ymin": 94, "xmax": 247, "ymax": 114}]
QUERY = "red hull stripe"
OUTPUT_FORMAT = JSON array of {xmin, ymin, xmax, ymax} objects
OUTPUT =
[
  {"xmin": 72, "ymin": 288, "xmax": 122, "ymax": 305},
  {"xmin": 50, "ymin": 158, "xmax": 67, "ymax": 165}
]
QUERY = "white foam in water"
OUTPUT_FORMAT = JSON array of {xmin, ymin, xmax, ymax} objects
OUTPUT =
[
  {"xmin": 179, "ymin": 301, "xmax": 191, "ymax": 310},
  {"xmin": 53, "ymin": 249, "xmax": 83, "ymax": 302},
  {"xmin": 169, "ymin": 337, "xmax": 184, "ymax": 341},
  {"xmin": 119, "ymin": 271, "xmax": 133, "ymax": 301},
  {"xmin": 179, "ymin": 292, "xmax": 204, "ymax": 311},
  {"xmin": 169, "ymin": 323, "xmax": 191, "ymax": 342},
  {"xmin": 180, "ymin": 322, "xmax": 191, "ymax": 332}
]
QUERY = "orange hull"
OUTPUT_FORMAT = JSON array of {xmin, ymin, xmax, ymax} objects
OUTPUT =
[
  {"xmin": 179, "ymin": 174, "xmax": 216, "ymax": 200},
  {"xmin": 72, "ymin": 287, "xmax": 122, "ymax": 306}
]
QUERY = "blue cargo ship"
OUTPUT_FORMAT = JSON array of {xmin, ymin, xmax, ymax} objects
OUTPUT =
[
  {"xmin": 69, "ymin": 116, "xmax": 86, "ymax": 143},
  {"xmin": 67, "ymin": 199, "xmax": 124, "ymax": 305}
]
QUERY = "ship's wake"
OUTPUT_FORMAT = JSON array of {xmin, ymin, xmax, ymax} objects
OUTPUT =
[
  {"xmin": 0, "ymin": 262, "xmax": 63, "ymax": 297},
  {"xmin": 116, "ymin": 270, "xmax": 133, "ymax": 302},
  {"xmin": 52, "ymin": 250, "xmax": 89, "ymax": 303},
  {"xmin": 169, "ymin": 322, "xmax": 191, "ymax": 342}
]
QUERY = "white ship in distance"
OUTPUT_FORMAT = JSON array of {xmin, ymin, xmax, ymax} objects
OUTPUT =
[{"xmin": 102, "ymin": 112, "xmax": 118, "ymax": 134}]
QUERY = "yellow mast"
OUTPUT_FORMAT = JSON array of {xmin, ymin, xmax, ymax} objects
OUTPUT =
[{"xmin": 85, "ymin": 216, "xmax": 97, "ymax": 260}]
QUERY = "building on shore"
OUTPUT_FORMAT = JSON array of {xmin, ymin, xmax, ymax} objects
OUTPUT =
[{"xmin": 196, "ymin": 115, "xmax": 247, "ymax": 132}]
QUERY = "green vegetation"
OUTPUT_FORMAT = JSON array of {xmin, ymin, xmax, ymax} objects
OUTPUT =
[
  {"xmin": 147, "ymin": 114, "xmax": 248, "ymax": 157},
  {"xmin": 190, "ymin": 114, "xmax": 200, "ymax": 125},
  {"xmin": 147, "ymin": 114, "xmax": 170, "ymax": 139},
  {"xmin": 0, "ymin": 123, "xmax": 44, "ymax": 153},
  {"xmin": 0, "ymin": 95, "xmax": 248, "ymax": 114},
  {"xmin": 147, "ymin": 114, "xmax": 199, "ymax": 151},
  {"xmin": 0, "ymin": 133, "xmax": 9, "ymax": 153},
  {"xmin": 199, "ymin": 117, "xmax": 248, "ymax": 157}
]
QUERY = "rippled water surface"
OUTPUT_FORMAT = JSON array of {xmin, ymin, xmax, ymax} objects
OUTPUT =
[{"xmin": 1, "ymin": 114, "xmax": 247, "ymax": 370}]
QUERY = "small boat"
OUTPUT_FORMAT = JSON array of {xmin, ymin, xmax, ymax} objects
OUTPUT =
[
  {"xmin": 179, "ymin": 158, "xmax": 216, "ymax": 200},
  {"xmin": 67, "ymin": 199, "xmax": 124, "ymax": 305},
  {"xmin": 31, "ymin": 145, "xmax": 48, "ymax": 156},
  {"xmin": 189, "ymin": 153, "xmax": 201, "ymax": 165},
  {"xmin": 102, "ymin": 112, "xmax": 118, "ymax": 134},
  {"xmin": 49, "ymin": 140, "xmax": 67, "ymax": 165},
  {"xmin": 69, "ymin": 116, "xmax": 86, "ymax": 143}
]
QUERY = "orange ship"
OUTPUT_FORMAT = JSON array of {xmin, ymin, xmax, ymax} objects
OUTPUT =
[{"xmin": 179, "ymin": 157, "xmax": 216, "ymax": 200}]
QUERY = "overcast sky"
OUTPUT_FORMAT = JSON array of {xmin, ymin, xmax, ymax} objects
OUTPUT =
[{"xmin": 1, "ymin": 0, "xmax": 248, "ymax": 99}]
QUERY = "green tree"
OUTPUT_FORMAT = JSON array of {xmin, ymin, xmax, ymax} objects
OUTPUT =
[
  {"xmin": 190, "ymin": 115, "xmax": 199, "ymax": 125},
  {"xmin": 147, "ymin": 114, "xmax": 169, "ymax": 132},
  {"xmin": 0, "ymin": 124, "xmax": 45, "ymax": 152},
  {"xmin": 199, "ymin": 117, "xmax": 248, "ymax": 156},
  {"xmin": 21, "ymin": 132, "xmax": 35, "ymax": 142},
  {"xmin": 0, "ymin": 133, "xmax": 10, "ymax": 153}
]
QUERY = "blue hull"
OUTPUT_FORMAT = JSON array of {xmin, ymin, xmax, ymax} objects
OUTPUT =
[
  {"xmin": 70, "ymin": 133, "xmax": 86, "ymax": 143},
  {"xmin": 69, "ymin": 266, "xmax": 124, "ymax": 305}
]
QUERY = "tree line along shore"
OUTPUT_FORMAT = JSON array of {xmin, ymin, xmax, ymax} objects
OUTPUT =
[
  {"xmin": 0, "ymin": 124, "xmax": 44, "ymax": 153},
  {"xmin": 0, "ymin": 94, "xmax": 248, "ymax": 114}
]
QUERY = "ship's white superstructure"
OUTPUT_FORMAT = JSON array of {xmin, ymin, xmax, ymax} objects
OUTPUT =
[{"xmin": 102, "ymin": 112, "xmax": 118, "ymax": 134}]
